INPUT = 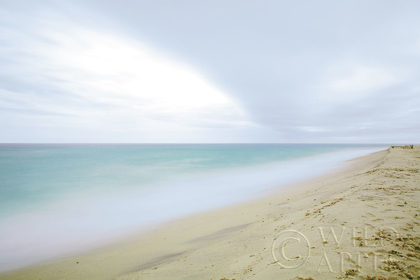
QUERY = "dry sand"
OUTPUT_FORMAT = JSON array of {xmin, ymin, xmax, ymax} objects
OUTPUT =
[{"xmin": 1, "ymin": 146, "xmax": 419, "ymax": 280}]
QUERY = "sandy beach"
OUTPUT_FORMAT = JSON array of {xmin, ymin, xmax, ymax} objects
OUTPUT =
[
  {"xmin": 1, "ymin": 146, "xmax": 419, "ymax": 280},
  {"xmin": 2, "ymin": 1, "xmax": 419, "ymax": 279}
]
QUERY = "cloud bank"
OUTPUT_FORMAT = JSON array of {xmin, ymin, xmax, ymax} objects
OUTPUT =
[{"xmin": 1, "ymin": 1, "xmax": 419, "ymax": 143}]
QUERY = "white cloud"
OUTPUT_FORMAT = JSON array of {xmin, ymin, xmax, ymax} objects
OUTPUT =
[
  {"xmin": 320, "ymin": 61, "xmax": 404, "ymax": 103},
  {"xmin": 1, "ymin": 1, "xmax": 420, "ymax": 143},
  {"xmin": 0, "ymin": 12, "xmax": 258, "ymax": 142}
]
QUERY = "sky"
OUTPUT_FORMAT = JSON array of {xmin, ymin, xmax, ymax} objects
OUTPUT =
[{"xmin": 0, "ymin": 0, "xmax": 419, "ymax": 143}]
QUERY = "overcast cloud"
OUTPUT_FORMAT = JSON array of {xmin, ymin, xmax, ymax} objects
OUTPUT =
[{"xmin": 1, "ymin": 0, "xmax": 419, "ymax": 143}]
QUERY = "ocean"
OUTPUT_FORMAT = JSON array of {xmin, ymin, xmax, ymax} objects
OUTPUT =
[{"xmin": 0, "ymin": 144, "xmax": 386, "ymax": 271}]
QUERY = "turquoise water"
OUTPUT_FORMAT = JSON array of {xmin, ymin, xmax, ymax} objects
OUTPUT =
[
  {"xmin": 0, "ymin": 144, "xmax": 372, "ymax": 217},
  {"xmin": 0, "ymin": 144, "xmax": 386, "ymax": 271}
]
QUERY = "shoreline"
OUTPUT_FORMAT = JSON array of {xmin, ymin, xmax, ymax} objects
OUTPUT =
[
  {"xmin": 2, "ymin": 146, "xmax": 419, "ymax": 279},
  {"xmin": 0, "ymin": 146, "xmax": 385, "ymax": 272}
]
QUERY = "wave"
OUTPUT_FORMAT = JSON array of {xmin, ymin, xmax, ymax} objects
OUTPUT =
[{"xmin": 0, "ymin": 146, "xmax": 386, "ymax": 271}]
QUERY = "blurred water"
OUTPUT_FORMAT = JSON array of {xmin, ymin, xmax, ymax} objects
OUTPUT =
[{"xmin": 0, "ymin": 144, "xmax": 386, "ymax": 271}]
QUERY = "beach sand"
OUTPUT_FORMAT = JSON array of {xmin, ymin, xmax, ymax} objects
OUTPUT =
[{"xmin": 1, "ymin": 146, "xmax": 419, "ymax": 280}]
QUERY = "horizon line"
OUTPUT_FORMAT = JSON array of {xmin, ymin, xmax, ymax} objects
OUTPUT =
[{"xmin": 0, "ymin": 142, "xmax": 407, "ymax": 145}]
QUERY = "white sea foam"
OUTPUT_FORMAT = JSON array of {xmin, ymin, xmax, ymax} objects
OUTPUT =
[{"xmin": 0, "ymin": 146, "xmax": 386, "ymax": 271}]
